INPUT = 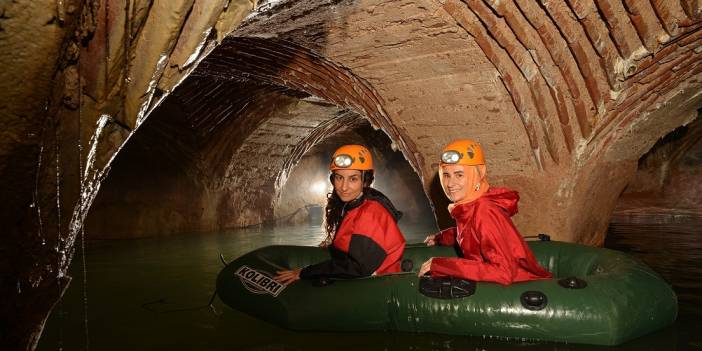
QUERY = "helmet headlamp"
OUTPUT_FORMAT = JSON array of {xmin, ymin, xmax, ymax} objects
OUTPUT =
[
  {"xmin": 333, "ymin": 154, "xmax": 354, "ymax": 168},
  {"xmin": 441, "ymin": 150, "xmax": 462, "ymax": 164}
]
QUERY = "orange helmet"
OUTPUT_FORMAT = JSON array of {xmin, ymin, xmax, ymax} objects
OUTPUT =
[
  {"xmin": 440, "ymin": 139, "xmax": 485, "ymax": 166},
  {"xmin": 330, "ymin": 145, "xmax": 374, "ymax": 171}
]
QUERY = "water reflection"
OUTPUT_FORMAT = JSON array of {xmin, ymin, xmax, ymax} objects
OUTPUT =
[
  {"xmin": 37, "ymin": 223, "xmax": 700, "ymax": 351},
  {"xmin": 605, "ymin": 208, "xmax": 702, "ymax": 317},
  {"xmin": 212, "ymin": 308, "xmax": 685, "ymax": 351}
]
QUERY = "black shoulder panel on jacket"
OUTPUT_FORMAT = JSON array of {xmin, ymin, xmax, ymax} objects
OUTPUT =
[
  {"xmin": 348, "ymin": 234, "xmax": 386, "ymax": 276},
  {"xmin": 299, "ymin": 247, "xmax": 364, "ymax": 279}
]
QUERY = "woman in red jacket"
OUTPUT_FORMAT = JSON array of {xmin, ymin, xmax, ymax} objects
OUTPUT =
[
  {"xmin": 275, "ymin": 145, "xmax": 406, "ymax": 285},
  {"xmin": 418, "ymin": 139, "xmax": 551, "ymax": 285}
]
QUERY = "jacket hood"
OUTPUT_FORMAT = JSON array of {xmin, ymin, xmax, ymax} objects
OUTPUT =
[
  {"xmin": 344, "ymin": 188, "xmax": 403, "ymax": 222},
  {"xmin": 481, "ymin": 187, "xmax": 519, "ymax": 216}
]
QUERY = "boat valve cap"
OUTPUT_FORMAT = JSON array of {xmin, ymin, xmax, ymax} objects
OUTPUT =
[
  {"xmin": 313, "ymin": 277, "xmax": 334, "ymax": 287},
  {"xmin": 558, "ymin": 276, "xmax": 587, "ymax": 289},
  {"xmin": 401, "ymin": 259, "xmax": 414, "ymax": 272},
  {"xmin": 520, "ymin": 291, "xmax": 548, "ymax": 311},
  {"xmin": 419, "ymin": 276, "xmax": 476, "ymax": 299}
]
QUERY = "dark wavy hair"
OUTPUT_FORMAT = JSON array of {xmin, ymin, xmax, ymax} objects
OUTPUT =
[{"xmin": 320, "ymin": 170, "xmax": 374, "ymax": 247}]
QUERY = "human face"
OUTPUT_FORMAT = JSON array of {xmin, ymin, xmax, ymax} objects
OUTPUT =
[
  {"xmin": 440, "ymin": 164, "xmax": 472, "ymax": 203},
  {"xmin": 332, "ymin": 169, "xmax": 364, "ymax": 202}
]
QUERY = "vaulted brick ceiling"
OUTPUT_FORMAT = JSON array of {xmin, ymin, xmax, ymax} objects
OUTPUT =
[{"xmin": 160, "ymin": 0, "xmax": 702, "ymax": 242}]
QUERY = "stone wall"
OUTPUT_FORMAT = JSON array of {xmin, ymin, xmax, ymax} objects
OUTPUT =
[
  {"xmin": 620, "ymin": 112, "xmax": 702, "ymax": 208},
  {"xmin": 0, "ymin": 1, "xmax": 257, "ymax": 349}
]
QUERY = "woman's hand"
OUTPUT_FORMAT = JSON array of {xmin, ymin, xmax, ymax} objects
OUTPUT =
[
  {"xmin": 274, "ymin": 268, "xmax": 302, "ymax": 285},
  {"xmin": 418, "ymin": 258, "xmax": 433, "ymax": 276},
  {"xmin": 424, "ymin": 234, "xmax": 437, "ymax": 246}
]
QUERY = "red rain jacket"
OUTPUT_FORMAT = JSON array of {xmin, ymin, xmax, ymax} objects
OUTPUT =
[
  {"xmin": 331, "ymin": 199, "xmax": 406, "ymax": 274},
  {"xmin": 300, "ymin": 192, "xmax": 406, "ymax": 279},
  {"xmin": 431, "ymin": 187, "xmax": 552, "ymax": 285}
]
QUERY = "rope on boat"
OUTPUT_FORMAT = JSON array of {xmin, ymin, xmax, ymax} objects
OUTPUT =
[
  {"xmin": 140, "ymin": 289, "xmax": 221, "ymax": 315},
  {"xmin": 140, "ymin": 254, "xmax": 226, "ymax": 315},
  {"xmin": 257, "ymin": 255, "xmax": 287, "ymax": 270}
]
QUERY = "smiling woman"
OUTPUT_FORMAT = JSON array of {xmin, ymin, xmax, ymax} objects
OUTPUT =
[
  {"xmin": 420, "ymin": 139, "xmax": 551, "ymax": 285},
  {"xmin": 331, "ymin": 169, "xmax": 365, "ymax": 202},
  {"xmin": 274, "ymin": 144, "xmax": 407, "ymax": 285},
  {"xmin": 329, "ymin": 145, "xmax": 373, "ymax": 202}
]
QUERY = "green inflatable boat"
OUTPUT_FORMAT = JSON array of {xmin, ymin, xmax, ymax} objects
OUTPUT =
[{"xmin": 216, "ymin": 240, "xmax": 677, "ymax": 345}]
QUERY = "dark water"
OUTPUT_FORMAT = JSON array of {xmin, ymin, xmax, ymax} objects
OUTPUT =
[
  {"xmin": 605, "ymin": 208, "xmax": 702, "ymax": 319},
  {"xmin": 38, "ymin": 221, "xmax": 701, "ymax": 351}
]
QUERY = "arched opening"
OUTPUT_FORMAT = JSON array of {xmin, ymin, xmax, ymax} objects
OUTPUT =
[
  {"xmin": 38, "ymin": 31, "xmax": 437, "ymax": 350},
  {"xmin": 83, "ymin": 92, "xmax": 436, "ymax": 239},
  {"xmin": 605, "ymin": 112, "xmax": 702, "ymax": 317},
  {"xmin": 82, "ymin": 34, "xmax": 437, "ymax": 239},
  {"xmin": 274, "ymin": 119, "xmax": 437, "ymax": 240}
]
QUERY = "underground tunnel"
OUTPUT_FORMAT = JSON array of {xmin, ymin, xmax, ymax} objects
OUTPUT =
[
  {"xmin": 605, "ymin": 115, "xmax": 702, "ymax": 318},
  {"xmin": 2, "ymin": 0, "xmax": 702, "ymax": 350},
  {"xmin": 84, "ymin": 88, "xmax": 438, "ymax": 238}
]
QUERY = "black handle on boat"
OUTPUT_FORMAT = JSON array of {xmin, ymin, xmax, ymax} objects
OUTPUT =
[
  {"xmin": 419, "ymin": 276, "xmax": 476, "ymax": 299},
  {"xmin": 523, "ymin": 233, "xmax": 551, "ymax": 241},
  {"xmin": 401, "ymin": 259, "xmax": 414, "ymax": 272},
  {"xmin": 520, "ymin": 291, "xmax": 548, "ymax": 310},
  {"xmin": 313, "ymin": 277, "xmax": 335, "ymax": 287}
]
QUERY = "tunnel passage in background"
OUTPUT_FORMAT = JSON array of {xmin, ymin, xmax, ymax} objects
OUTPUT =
[
  {"xmin": 84, "ymin": 32, "xmax": 436, "ymax": 239},
  {"xmin": 84, "ymin": 85, "xmax": 437, "ymax": 239},
  {"xmin": 605, "ymin": 112, "xmax": 702, "ymax": 316},
  {"xmin": 275, "ymin": 120, "xmax": 438, "ymax": 235}
]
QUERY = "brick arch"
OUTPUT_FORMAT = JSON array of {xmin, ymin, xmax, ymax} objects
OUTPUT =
[
  {"xmin": 194, "ymin": 36, "xmax": 424, "ymax": 175},
  {"xmin": 214, "ymin": 0, "xmax": 702, "ymax": 242},
  {"xmin": 441, "ymin": 0, "xmax": 702, "ymax": 167},
  {"xmin": 178, "ymin": 36, "xmax": 430, "ymax": 227}
]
